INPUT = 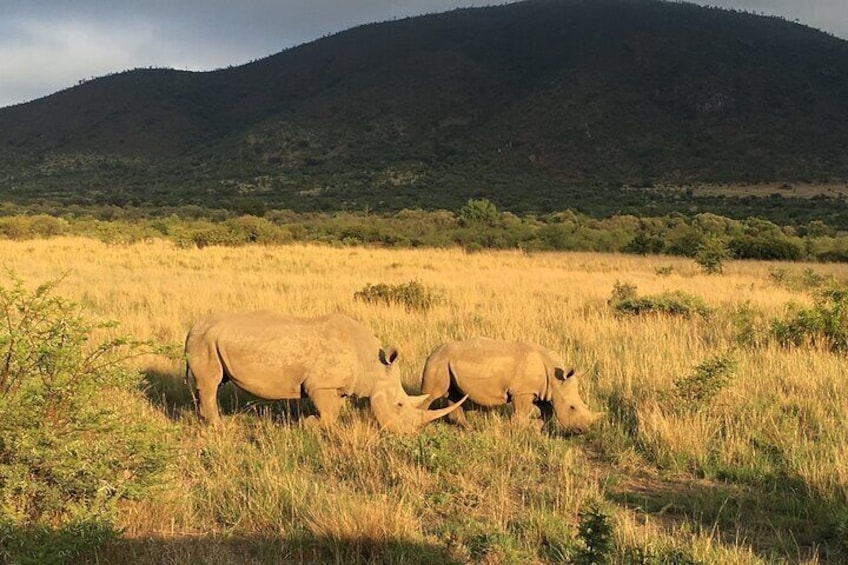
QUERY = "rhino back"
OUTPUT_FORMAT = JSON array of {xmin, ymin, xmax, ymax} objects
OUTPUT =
[
  {"xmin": 200, "ymin": 312, "xmax": 379, "ymax": 399},
  {"xmin": 447, "ymin": 338, "xmax": 547, "ymax": 406}
]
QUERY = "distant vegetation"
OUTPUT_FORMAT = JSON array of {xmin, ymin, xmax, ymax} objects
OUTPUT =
[
  {"xmin": 1, "ymin": 199, "xmax": 847, "ymax": 263},
  {"xmin": 1, "ymin": 0, "xmax": 847, "ymax": 223}
]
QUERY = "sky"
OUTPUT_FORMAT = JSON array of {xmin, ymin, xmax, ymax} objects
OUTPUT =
[{"xmin": 1, "ymin": 0, "xmax": 846, "ymax": 109}]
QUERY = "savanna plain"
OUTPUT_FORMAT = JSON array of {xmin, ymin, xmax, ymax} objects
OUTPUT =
[{"xmin": 1, "ymin": 237, "xmax": 847, "ymax": 564}]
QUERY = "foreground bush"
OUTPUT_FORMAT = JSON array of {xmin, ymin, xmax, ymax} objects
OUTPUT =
[{"xmin": 0, "ymin": 274, "xmax": 171, "ymax": 564}]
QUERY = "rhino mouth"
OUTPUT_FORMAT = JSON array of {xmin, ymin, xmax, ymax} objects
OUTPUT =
[{"xmin": 555, "ymin": 410, "xmax": 604, "ymax": 435}]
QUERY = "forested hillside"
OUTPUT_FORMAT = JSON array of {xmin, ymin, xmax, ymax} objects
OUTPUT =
[{"xmin": 1, "ymin": 0, "xmax": 847, "ymax": 222}]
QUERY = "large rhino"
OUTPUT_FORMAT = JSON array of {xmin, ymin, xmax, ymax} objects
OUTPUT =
[
  {"xmin": 184, "ymin": 311, "xmax": 463, "ymax": 433},
  {"xmin": 419, "ymin": 337, "xmax": 602, "ymax": 433}
]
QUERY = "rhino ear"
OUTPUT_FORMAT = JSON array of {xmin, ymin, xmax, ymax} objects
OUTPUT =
[
  {"xmin": 379, "ymin": 347, "xmax": 399, "ymax": 366},
  {"xmin": 554, "ymin": 367, "xmax": 576, "ymax": 382}
]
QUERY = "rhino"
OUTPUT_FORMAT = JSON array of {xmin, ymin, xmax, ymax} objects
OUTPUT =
[
  {"xmin": 419, "ymin": 337, "xmax": 602, "ymax": 433},
  {"xmin": 184, "ymin": 311, "xmax": 464, "ymax": 433}
]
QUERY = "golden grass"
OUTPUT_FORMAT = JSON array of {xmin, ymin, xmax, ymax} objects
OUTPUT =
[{"xmin": 1, "ymin": 237, "xmax": 846, "ymax": 563}]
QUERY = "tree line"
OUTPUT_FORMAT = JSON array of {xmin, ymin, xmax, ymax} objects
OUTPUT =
[{"xmin": 0, "ymin": 199, "xmax": 846, "ymax": 262}]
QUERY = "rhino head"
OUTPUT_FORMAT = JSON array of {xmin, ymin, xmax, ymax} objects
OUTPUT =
[
  {"xmin": 370, "ymin": 347, "xmax": 466, "ymax": 434},
  {"xmin": 549, "ymin": 367, "xmax": 603, "ymax": 433}
]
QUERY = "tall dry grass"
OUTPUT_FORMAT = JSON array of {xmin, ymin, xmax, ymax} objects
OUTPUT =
[{"xmin": 1, "ymin": 237, "xmax": 846, "ymax": 563}]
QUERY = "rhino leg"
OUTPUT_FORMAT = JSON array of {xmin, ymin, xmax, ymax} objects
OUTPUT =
[
  {"xmin": 186, "ymin": 350, "xmax": 224, "ymax": 425},
  {"xmin": 306, "ymin": 388, "xmax": 345, "ymax": 428},
  {"xmin": 446, "ymin": 399, "xmax": 469, "ymax": 427},
  {"xmin": 441, "ymin": 385, "xmax": 469, "ymax": 428},
  {"xmin": 511, "ymin": 394, "xmax": 543, "ymax": 431}
]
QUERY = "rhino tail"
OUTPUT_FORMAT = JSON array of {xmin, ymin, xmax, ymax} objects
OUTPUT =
[{"xmin": 185, "ymin": 363, "xmax": 200, "ymax": 416}]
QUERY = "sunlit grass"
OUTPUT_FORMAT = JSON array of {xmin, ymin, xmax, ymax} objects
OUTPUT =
[{"xmin": 1, "ymin": 237, "xmax": 846, "ymax": 563}]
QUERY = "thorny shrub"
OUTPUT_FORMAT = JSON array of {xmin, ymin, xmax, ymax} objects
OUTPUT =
[{"xmin": 0, "ymin": 272, "xmax": 171, "ymax": 564}]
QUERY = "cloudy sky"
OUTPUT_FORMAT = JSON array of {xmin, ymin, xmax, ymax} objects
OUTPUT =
[{"xmin": 1, "ymin": 0, "xmax": 846, "ymax": 109}]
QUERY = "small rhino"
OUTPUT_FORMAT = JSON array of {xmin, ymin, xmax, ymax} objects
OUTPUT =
[
  {"xmin": 420, "ymin": 337, "xmax": 602, "ymax": 432},
  {"xmin": 185, "ymin": 311, "xmax": 463, "ymax": 433}
]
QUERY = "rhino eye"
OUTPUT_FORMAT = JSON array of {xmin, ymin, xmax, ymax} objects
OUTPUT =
[{"xmin": 569, "ymin": 405, "xmax": 576, "ymax": 411}]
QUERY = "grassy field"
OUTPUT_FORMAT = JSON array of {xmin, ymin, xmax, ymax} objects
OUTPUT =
[{"xmin": 1, "ymin": 237, "xmax": 846, "ymax": 564}]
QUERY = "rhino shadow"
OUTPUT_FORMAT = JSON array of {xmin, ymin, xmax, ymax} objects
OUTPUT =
[
  {"xmin": 606, "ymin": 472, "xmax": 845, "ymax": 562},
  {"xmin": 427, "ymin": 395, "xmax": 513, "ymax": 421},
  {"xmin": 601, "ymin": 392, "xmax": 846, "ymax": 562},
  {"xmin": 141, "ymin": 368, "xmax": 314, "ymax": 424},
  {"xmin": 5, "ymin": 526, "xmax": 461, "ymax": 565}
]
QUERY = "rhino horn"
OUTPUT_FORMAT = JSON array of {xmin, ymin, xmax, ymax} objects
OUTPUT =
[
  {"xmin": 370, "ymin": 389, "xmax": 466, "ymax": 433},
  {"xmin": 419, "ymin": 395, "xmax": 468, "ymax": 424}
]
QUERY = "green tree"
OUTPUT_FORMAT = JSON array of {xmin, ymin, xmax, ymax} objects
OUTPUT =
[
  {"xmin": 458, "ymin": 198, "xmax": 501, "ymax": 227},
  {"xmin": 695, "ymin": 237, "xmax": 730, "ymax": 274}
]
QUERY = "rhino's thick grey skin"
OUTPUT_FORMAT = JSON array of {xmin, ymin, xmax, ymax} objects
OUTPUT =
[
  {"xmin": 420, "ymin": 337, "xmax": 602, "ymax": 433},
  {"xmin": 184, "ymin": 311, "xmax": 462, "ymax": 433}
]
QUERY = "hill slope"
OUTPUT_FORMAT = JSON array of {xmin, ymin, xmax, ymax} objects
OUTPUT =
[{"xmin": 1, "ymin": 0, "xmax": 848, "ymax": 218}]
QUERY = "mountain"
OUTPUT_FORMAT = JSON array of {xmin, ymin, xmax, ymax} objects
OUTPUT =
[{"xmin": 1, "ymin": 0, "xmax": 848, "ymax": 221}]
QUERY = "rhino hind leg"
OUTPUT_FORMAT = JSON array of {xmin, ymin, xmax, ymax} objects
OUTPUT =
[
  {"xmin": 305, "ymin": 389, "xmax": 345, "ymax": 428},
  {"xmin": 186, "ymin": 350, "xmax": 225, "ymax": 425},
  {"xmin": 419, "ymin": 360, "xmax": 451, "ymax": 410}
]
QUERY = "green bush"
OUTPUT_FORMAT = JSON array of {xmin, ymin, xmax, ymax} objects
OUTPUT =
[
  {"xmin": 610, "ymin": 280, "xmax": 638, "ymax": 302},
  {"xmin": 730, "ymin": 302, "xmax": 769, "ymax": 348},
  {"xmin": 694, "ymin": 237, "xmax": 729, "ymax": 274},
  {"xmin": 457, "ymin": 198, "xmax": 501, "ymax": 228},
  {"xmin": 728, "ymin": 235, "xmax": 803, "ymax": 261},
  {"xmin": 664, "ymin": 225, "xmax": 705, "ymax": 257},
  {"xmin": 354, "ymin": 280, "xmax": 442, "ymax": 312},
  {"xmin": 0, "ymin": 215, "xmax": 67, "ymax": 240},
  {"xmin": 0, "ymin": 274, "xmax": 171, "ymax": 563},
  {"xmin": 574, "ymin": 501, "xmax": 614, "ymax": 565},
  {"xmin": 610, "ymin": 284, "xmax": 711, "ymax": 318},
  {"xmin": 624, "ymin": 229, "xmax": 666, "ymax": 255},
  {"xmin": 671, "ymin": 355, "xmax": 736, "ymax": 410},
  {"xmin": 770, "ymin": 286, "xmax": 848, "ymax": 352}
]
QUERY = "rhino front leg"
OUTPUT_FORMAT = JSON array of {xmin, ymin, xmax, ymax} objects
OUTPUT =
[
  {"xmin": 511, "ymin": 394, "xmax": 543, "ymax": 431},
  {"xmin": 305, "ymin": 389, "xmax": 345, "ymax": 428},
  {"xmin": 446, "ymin": 398, "xmax": 470, "ymax": 428}
]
